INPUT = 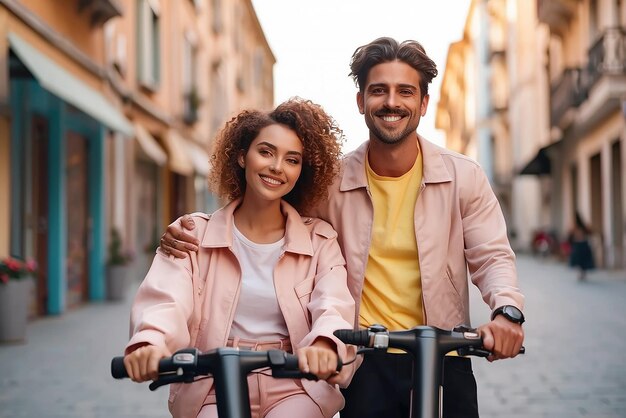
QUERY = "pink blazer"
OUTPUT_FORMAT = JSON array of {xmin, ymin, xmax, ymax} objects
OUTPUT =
[
  {"xmin": 311, "ymin": 136, "xmax": 524, "ymax": 330},
  {"xmin": 126, "ymin": 199, "xmax": 355, "ymax": 418}
]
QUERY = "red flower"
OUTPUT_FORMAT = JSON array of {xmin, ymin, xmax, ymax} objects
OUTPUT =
[
  {"xmin": 6, "ymin": 257, "xmax": 22, "ymax": 271},
  {"xmin": 0, "ymin": 257, "xmax": 37, "ymax": 282}
]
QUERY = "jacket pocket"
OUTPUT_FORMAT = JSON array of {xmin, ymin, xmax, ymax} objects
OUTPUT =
[
  {"xmin": 444, "ymin": 265, "xmax": 462, "ymax": 299},
  {"xmin": 294, "ymin": 277, "xmax": 315, "ymax": 328},
  {"xmin": 442, "ymin": 266, "xmax": 464, "ymax": 326}
]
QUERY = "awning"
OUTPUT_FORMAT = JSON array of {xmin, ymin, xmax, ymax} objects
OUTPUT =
[
  {"xmin": 135, "ymin": 123, "xmax": 167, "ymax": 166},
  {"xmin": 162, "ymin": 130, "xmax": 194, "ymax": 176},
  {"xmin": 519, "ymin": 149, "xmax": 551, "ymax": 175},
  {"xmin": 185, "ymin": 140, "xmax": 210, "ymax": 176},
  {"xmin": 8, "ymin": 32, "xmax": 133, "ymax": 136},
  {"xmin": 519, "ymin": 141, "xmax": 561, "ymax": 176}
]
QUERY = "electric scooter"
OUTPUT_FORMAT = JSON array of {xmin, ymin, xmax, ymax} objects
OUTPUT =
[
  {"xmin": 111, "ymin": 325, "xmax": 524, "ymax": 418},
  {"xmin": 334, "ymin": 324, "xmax": 525, "ymax": 418},
  {"xmin": 111, "ymin": 347, "xmax": 338, "ymax": 418}
]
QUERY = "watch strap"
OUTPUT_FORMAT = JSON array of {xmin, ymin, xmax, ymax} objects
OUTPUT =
[{"xmin": 491, "ymin": 305, "xmax": 524, "ymax": 324}]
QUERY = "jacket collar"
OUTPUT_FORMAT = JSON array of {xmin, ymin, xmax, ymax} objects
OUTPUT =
[
  {"xmin": 339, "ymin": 134, "xmax": 452, "ymax": 192},
  {"xmin": 200, "ymin": 198, "xmax": 314, "ymax": 256}
]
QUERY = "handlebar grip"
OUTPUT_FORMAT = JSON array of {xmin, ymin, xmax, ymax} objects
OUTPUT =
[
  {"xmin": 334, "ymin": 329, "xmax": 370, "ymax": 346},
  {"xmin": 111, "ymin": 356, "xmax": 178, "ymax": 379},
  {"xmin": 283, "ymin": 352, "xmax": 343, "ymax": 372},
  {"xmin": 283, "ymin": 352, "xmax": 299, "ymax": 370},
  {"xmin": 111, "ymin": 356, "xmax": 128, "ymax": 379}
]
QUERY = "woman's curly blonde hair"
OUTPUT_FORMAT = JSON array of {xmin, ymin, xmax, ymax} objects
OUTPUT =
[{"xmin": 208, "ymin": 97, "xmax": 344, "ymax": 213}]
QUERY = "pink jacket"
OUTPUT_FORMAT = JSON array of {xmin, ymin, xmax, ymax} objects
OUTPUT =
[
  {"xmin": 310, "ymin": 136, "xmax": 524, "ymax": 330},
  {"xmin": 126, "ymin": 199, "xmax": 355, "ymax": 418}
]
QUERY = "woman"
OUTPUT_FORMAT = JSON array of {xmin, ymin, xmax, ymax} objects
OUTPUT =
[
  {"xmin": 568, "ymin": 212, "xmax": 595, "ymax": 281},
  {"xmin": 123, "ymin": 98, "xmax": 355, "ymax": 418}
]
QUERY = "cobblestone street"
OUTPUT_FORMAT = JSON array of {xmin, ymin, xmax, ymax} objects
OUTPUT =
[
  {"xmin": 470, "ymin": 256, "xmax": 626, "ymax": 418},
  {"xmin": 1, "ymin": 254, "xmax": 625, "ymax": 417}
]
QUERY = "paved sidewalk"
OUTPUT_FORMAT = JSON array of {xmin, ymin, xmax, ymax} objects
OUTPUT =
[
  {"xmin": 0, "ymin": 280, "xmax": 169, "ymax": 418},
  {"xmin": 470, "ymin": 255, "xmax": 626, "ymax": 418}
]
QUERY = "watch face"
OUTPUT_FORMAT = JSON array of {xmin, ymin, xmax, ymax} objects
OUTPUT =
[{"xmin": 503, "ymin": 306, "xmax": 523, "ymax": 322}]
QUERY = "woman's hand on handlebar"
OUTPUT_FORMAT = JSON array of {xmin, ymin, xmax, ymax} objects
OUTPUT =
[
  {"xmin": 124, "ymin": 344, "xmax": 172, "ymax": 383},
  {"xmin": 297, "ymin": 338, "xmax": 341, "ymax": 383},
  {"xmin": 478, "ymin": 316, "xmax": 524, "ymax": 362},
  {"xmin": 159, "ymin": 214, "xmax": 199, "ymax": 258}
]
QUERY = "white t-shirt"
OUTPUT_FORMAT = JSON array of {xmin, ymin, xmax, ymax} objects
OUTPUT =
[{"xmin": 229, "ymin": 223, "xmax": 289, "ymax": 340}]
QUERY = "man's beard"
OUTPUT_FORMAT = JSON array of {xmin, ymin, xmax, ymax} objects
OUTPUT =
[{"xmin": 366, "ymin": 118, "xmax": 416, "ymax": 145}]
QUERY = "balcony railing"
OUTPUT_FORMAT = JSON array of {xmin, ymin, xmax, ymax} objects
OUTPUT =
[
  {"xmin": 550, "ymin": 67, "xmax": 586, "ymax": 127},
  {"xmin": 585, "ymin": 27, "xmax": 626, "ymax": 93},
  {"xmin": 550, "ymin": 27, "xmax": 626, "ymax": 128}
]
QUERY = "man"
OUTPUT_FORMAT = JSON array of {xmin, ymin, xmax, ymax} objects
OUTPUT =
[{"xmin": 159, "ymin": 37, "xmax": 525, "ymax": 418}]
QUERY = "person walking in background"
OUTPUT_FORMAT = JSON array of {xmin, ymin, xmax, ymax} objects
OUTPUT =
[
  {"xmin": 123, "ymin": 98, "xmax": 355, "ymax": 418},
  {"xmin": 159, "ymin": 37, "xmax": 525, "ymax": 418},
  {"xmin": 568, "ymin": 212, "xmax": 595, "ymax": 281}
]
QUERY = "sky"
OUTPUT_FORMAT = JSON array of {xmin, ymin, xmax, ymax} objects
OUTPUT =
[{"xmin": 250, "ymin": 0, "xmax": 472, "ymax": 152}]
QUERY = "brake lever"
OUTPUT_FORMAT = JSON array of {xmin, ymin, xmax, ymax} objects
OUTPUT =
[
  {"xmin": 148, "ymin": 370, "xmax": 197, "ymax": 391},
  {"xmin": 456, "ymin": 346, "xmax": 492, "ymax": 357}
]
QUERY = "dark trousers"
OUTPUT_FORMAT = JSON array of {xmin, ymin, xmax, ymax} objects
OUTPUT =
[{"xmin": 340, "ymin": 352, "xmax": 479, "ymax": 418}]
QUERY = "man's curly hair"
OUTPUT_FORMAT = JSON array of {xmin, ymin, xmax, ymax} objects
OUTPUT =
[{"xmin": 208, "ymin": 97, "xmax": 344, "ymax": 213}]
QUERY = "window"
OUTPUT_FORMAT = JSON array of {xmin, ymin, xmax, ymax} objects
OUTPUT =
[
  {"xmin": 137, "ymin": 0, "xmax": 160, "ymax": 89},
  {"xmin": 182, "ymin": 32, "xmax": 200, "ymax": 124},
  {"xmin": 104, "ymin": 20, "xmax": 127, "ymax": 76}
]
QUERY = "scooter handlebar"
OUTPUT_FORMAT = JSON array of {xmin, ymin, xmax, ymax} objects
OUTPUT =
[{"xmin": 334, "ymin": 325, "xmax": 525, "ymax": 357}]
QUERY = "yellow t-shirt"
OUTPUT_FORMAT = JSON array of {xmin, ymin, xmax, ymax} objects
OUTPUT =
[{"xmin": 359, "ymin": 146, "xmax": 424, "ymax": 332}]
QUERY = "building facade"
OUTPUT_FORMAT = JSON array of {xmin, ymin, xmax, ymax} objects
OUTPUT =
[
  {"xmin": 538, "ymin": 0, "xmax": 626, "ymax": 269},
  {"xmin": 0, "ymin": 0, "xmax": 275, "ymax": 315},
  {"xmin": 437, "ymin": 0, "xmax": 626, "ymax": 271}
]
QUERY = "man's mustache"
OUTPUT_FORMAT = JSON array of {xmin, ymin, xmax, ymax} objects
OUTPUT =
[{"xmin": 374, "ymin": 110, "xmax": 409, "ymax": 117}]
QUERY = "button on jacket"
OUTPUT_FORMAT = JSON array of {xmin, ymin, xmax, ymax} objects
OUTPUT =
[
  {"xmin": 126, "ymin": 199, "xmax": 355, "ymax": 418},
  {"xmin": 310, "ymin": 136, "xmax": 524, "ymax": 331}
]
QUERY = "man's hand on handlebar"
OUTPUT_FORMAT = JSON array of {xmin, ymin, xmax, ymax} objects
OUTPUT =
[
  {"xmin": 160, "ymin": 215, "xmax": 199, "ymax": 258},
  {"xmin": 124, "ymin": 344, "xmax": 172, "ymax": 383},
  {"xmin": 477, "ymin": 316, "xmax": 524, "ymax": 362}
]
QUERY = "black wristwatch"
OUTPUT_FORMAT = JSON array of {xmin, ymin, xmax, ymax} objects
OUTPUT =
[{"xmin": 491, "ymin": 305, "xmax": 525, "ymax": 325}]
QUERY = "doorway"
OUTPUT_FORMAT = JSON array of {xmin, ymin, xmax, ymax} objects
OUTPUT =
[
  {"xmin": 590, "ymin": 152, "xmax": 604, "ymax": 267},
  {"xmin": 65, "ymin": 131, "xmax": 89, "ymax": 307}
]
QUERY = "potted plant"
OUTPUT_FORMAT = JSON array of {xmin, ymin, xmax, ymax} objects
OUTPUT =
[
  {"xmin": 0, "ymin": 256, "xmax": 37, "ymax": 343},
  {"xmin": 106, "ymin": 228, "xmax": 133, "ymax": 301}
]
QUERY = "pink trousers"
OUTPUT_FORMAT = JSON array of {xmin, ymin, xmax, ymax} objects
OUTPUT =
[{"xmin": 197, "ymin": 337, "xmax": 325, "ymax": 418}]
